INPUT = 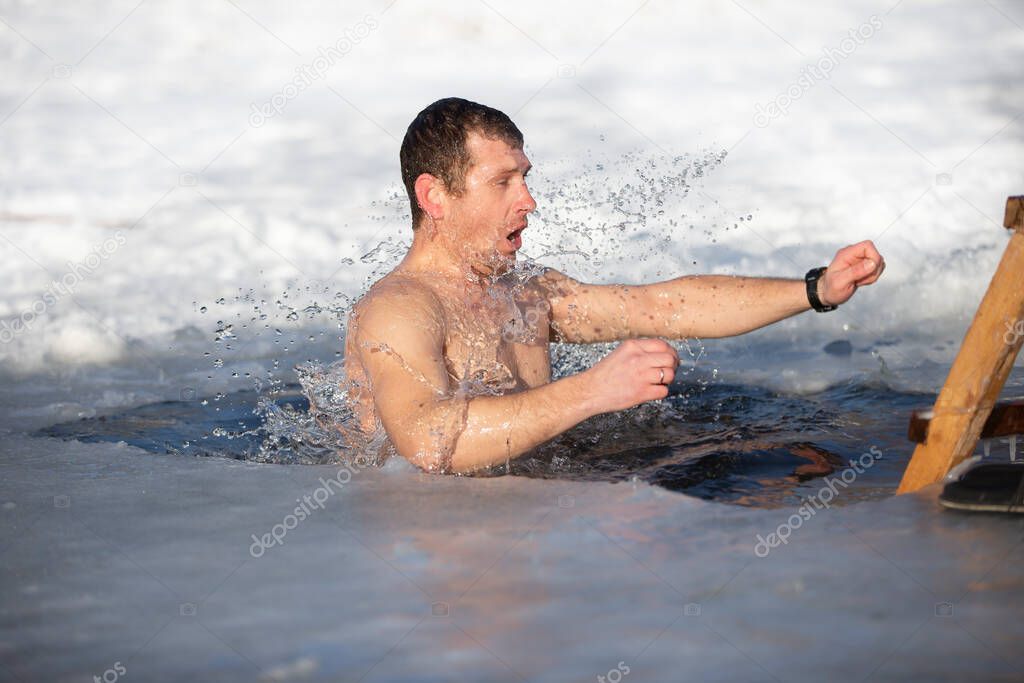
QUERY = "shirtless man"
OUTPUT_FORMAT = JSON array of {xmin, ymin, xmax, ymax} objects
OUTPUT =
[{"xmin": 343, "ymin": 98, "xmax": 885, "ymax": 474}]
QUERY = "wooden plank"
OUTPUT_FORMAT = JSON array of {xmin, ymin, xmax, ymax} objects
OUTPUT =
[
  {"xmin": 908, "ymin": 399, "xmax": 1024, "ymax": 444},
  {"xmin": 897, "ymin": 196, "xmax": 1024, "ymax": 493}
]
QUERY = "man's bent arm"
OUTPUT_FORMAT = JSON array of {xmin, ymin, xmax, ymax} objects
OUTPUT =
[
  {"xmin": 438, "ymin": 375, "xmax": 596, "ymax": 473},
  {"xmin": 446, "ymin": 337, "xmax": 678, "ymax": 472},
  {"xmin": 352, "ymin": 284, "xmax": 604, "ymax": 474},
  {"xmin": 364, "ymin": 344, "xmax": 598, "ymax": 474}
]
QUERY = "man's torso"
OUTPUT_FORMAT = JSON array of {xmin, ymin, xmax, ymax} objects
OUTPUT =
[{"xmin": 343, "ymin": 269, "xmax": 552, "ymax": 431}]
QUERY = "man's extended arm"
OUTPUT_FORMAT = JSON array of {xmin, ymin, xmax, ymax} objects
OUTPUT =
[{"xmin": 542, "ymin": 240, "xmax": 885, "ymax": 342}]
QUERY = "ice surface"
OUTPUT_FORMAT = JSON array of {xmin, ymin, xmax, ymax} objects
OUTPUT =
[{"xmin": 2, "ymin": 436, "xmax": 1024, "ymax": 682}]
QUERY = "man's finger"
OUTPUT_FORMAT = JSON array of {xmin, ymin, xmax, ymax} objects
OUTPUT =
[
  {"xmin": 835, "ymin": 241, "xmax": 880, "ymax": 268},
  {"xmin": 837, "ymin": 254, "xmax": 878, "ymax": 280},
  {"xmin": 861, "ymin": 240, "xmax": 882, "ymax": 261},
  {"xmin": 850, "ymin": 239, "xmax": 880, "ymax": 258},
  {"xmin": 828, "ymin": 259, "xmax": 866, "ymax": 291},
  {"xmin": 854, "ymin": 258, "xmax": 886, "ymax": 286},
  {"xmin": 858, "ymin": 257, "xmax": 878, "ymax": 275},
  {"xmin": 632, "ymin": 338, "xmax": 673, "ymax": 353},
  {"xmin": 646, "ymin": 351, "xmax": 679, "ymax": 369}
]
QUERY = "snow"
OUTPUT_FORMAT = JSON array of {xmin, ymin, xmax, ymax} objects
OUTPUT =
[{"xmin": 0, "ymin": 0, "xmax": 1021, "ymax": 388}]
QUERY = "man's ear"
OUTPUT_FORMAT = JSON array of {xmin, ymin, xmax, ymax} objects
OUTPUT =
[{"xmin": 414, "ymin": 173, "xmax": 446, "ymax": 221}]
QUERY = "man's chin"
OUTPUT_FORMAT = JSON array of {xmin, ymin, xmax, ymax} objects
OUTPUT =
[{"xmin": 467, "ymin": 250, "xmax": 515, "ymax": 279}]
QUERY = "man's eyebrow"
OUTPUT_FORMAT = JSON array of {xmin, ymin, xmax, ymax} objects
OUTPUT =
[{"xmin": 491, "ymin": 164, "xmax": 532, "ymax": 179}]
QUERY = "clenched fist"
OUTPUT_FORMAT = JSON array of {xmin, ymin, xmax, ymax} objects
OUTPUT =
[
  {"xmin": 820, "ymin": 240, "xmax": 886, "ymax": 306},
  {"xmin": 582, "ymin": 338, "xmax": 680, "ymax": 415}
]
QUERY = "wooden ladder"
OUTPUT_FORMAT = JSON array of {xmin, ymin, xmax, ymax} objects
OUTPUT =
[{"xmin": 898, "ymin": 196, "xmax": 1024, "ymax": 494}]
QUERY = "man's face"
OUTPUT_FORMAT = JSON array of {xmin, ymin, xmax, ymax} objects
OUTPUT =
[{"xmin": 443, "ymin": 131, "xmax": 536, "ymax": 271}]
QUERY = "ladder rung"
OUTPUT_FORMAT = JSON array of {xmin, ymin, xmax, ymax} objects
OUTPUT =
[{"xmin": 908, "ymin": 399, "xmax": 1024, "ymax": 444}]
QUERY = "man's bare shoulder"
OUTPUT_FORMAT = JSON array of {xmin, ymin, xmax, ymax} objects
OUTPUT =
[
  {"xmin": 350, "ymin": 272, "xmax": 445, "ymax": 344},
  {"xmin": 534, "ymin": 267, "xmax": 587, "ymax": 298}
]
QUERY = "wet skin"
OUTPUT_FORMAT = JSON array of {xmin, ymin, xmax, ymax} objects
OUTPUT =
[{"xmin": 343, "ymin": 132, "xmax": 887, "ymax": 474}]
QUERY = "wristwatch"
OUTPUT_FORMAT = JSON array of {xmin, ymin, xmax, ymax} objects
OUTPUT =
[{"xmin": 805, "ymin": 267, "xmax": 837, "ymax": 312}]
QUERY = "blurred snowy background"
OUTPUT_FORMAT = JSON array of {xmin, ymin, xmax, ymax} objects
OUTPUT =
[{"xmin": 0, "ymin": 0, "xmax": 1022, "ymax": 411}]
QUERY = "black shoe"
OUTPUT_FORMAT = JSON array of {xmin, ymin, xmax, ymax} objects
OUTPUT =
[{"xmin": 939, "ymin": 458, "xmax": 1024, "ymax": 513}]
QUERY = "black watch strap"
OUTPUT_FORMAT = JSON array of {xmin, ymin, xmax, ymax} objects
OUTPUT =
[{"xmin": 805, "ymin": 267, "xmax": 837, "ymax": 312}]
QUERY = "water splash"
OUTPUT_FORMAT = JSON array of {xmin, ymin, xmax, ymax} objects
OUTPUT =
[{"xmin": 197, "ymin": 146, "xmax": 752, "ymax": 473}]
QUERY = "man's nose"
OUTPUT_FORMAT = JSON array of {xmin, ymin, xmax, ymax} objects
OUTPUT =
[{"xmin": 520, "ymin": 183, "xmax": 537, "ymax": 213}]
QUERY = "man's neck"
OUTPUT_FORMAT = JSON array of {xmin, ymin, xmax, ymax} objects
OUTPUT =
[{"xmin": 399, "ymin": 228, "xmax": 513, "ymax": 286}]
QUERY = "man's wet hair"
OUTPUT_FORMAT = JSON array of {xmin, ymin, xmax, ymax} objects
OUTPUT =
[{"xmin": 400, "ymin": 97, "xmax": 524, "ymax": 229}]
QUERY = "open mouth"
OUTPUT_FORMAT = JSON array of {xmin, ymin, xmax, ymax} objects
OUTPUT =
[{"xmin": 505, "ymin": 226, "xmax": 525, "ymax": 250}]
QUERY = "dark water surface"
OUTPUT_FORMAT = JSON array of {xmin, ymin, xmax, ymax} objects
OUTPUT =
[{"xmin": 38, "ymin": 379, "xmax": 947, "ymax": 509}]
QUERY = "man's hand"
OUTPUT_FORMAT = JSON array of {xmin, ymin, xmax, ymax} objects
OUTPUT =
[
  {"xmin": 820, "ymin": 240, "xmax": 886, "ymax": 306},
  {"xmin": 581, "ymin": 338, "xmax": 680, "ymax": 414}
]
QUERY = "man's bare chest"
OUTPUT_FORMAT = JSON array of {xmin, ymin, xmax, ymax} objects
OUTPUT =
[{"xmin": 439, "ymin": 293, "xmax": 551, "ymax": 391}]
